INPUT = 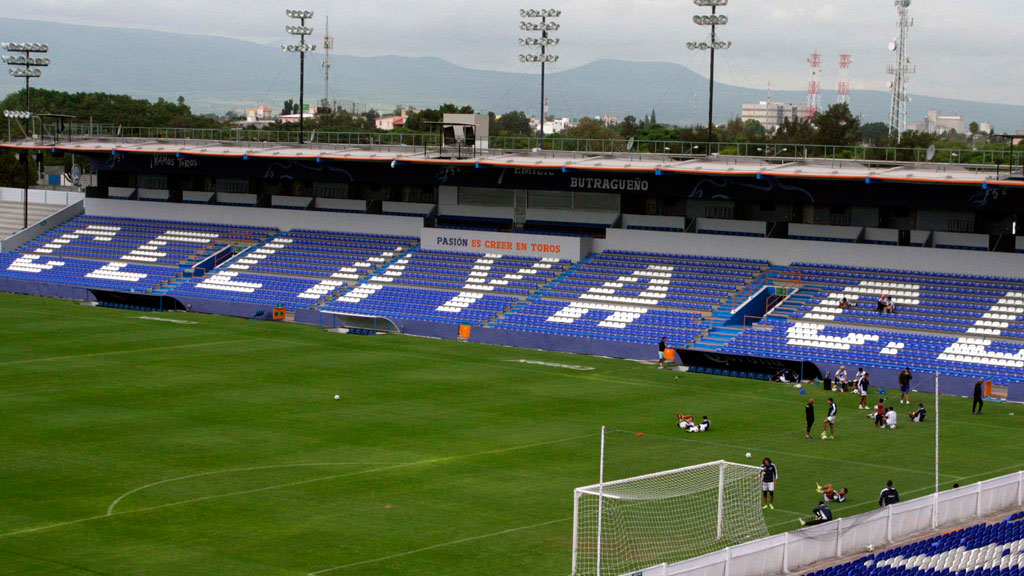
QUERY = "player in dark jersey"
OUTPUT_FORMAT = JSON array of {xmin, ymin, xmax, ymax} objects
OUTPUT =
[
  {"xmin": 658, "ymin": 337, "xmax": 668, "ymax": 370},
  {"xmin": 760, "ymin": 457, "xmax": 778, "ymax": 510}
]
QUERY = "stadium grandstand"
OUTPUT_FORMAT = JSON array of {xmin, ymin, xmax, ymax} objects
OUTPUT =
[{"xmin": 2, "ymin": 126, "xmax": 1024, "ymax": 398}]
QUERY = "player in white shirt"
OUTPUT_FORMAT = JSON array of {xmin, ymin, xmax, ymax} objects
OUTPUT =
[
  {"xmin": 833, "ymin": 366, "xmax": 848, "ymax": 391},
  {"xmin": 885, "ymin": 406, "xmax": 898, "ymax": 429}
]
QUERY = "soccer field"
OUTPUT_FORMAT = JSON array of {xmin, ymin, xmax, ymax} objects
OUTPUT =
[{"xmin": 1, "ymin": 292, "xmax": 1022, "ymax": 576}]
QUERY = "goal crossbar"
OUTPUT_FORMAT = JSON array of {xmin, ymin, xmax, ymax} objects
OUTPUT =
[{"xmin": 574, "ymin": 460, "xmax": 760, "ymax": 496}]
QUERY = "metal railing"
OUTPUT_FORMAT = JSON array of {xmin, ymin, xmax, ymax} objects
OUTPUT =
[{"xmin": 10, "ymin": 122, "xmax": 1024, "ymax": 169}]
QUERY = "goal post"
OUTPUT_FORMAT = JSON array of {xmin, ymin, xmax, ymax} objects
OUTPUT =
[{"xmin": 571, "ymin": 460, "xmax": 768, "ymax": 576}]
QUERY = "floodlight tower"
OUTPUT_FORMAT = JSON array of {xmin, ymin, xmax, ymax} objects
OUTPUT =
[
  {"xmin": 807, "ymin": 51, "xmax": 821, "ymax": 117},
  {"xmin": 887, "ymin": 0, "xmax": 915, "ymax": 142},
  {"xmin": 519, "ymin": 9, "xmax": 561, "ymax": 151},
  {"xmin": 687, "ymin": 0, "xmax": 731, "ymax": 153},
  {"xmin": 282, "ymin": 9, "xmax": 316, "ymax": 145},
  {"xmin": 3, "ymin": 41, "xmax": 50, "ymax": 229},
  {"xmin": 837, "ymin": 54, "xmax": 852, "ymax": 106}
]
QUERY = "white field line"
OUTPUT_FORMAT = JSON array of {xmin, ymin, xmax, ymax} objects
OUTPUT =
[
  {"xmin": 106, "ymin": 462, "xmax": 404, "ymax": 515},
  {"xmin": 306, "ymin": 517, "xmax": 572, "ymax": 575},
  {"xmin": 135, "ymin": 316, "xmax": 197, "ymax": 325},
  {"xmin": 0, "ymin": 433, "xmax": 597, "ymax": 540}
]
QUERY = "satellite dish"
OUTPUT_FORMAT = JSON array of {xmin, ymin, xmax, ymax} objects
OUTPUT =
[
  {"xmin": 926, "ymin": 145, "xmax": 936, "ymax": 162},
  {"xmin": 627, "ymin": 137, "xmax": 635, "ymax": 152},
  {"xmin": 888, "ymin": 42, "xmax": 897, "ymax": 52}
]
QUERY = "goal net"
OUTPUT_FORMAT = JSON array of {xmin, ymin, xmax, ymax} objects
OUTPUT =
[{"xmin": 572, "ymin": 460, "xmax": 768, "ymax": 576}]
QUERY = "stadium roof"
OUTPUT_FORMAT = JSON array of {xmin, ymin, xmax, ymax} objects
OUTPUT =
[{"xmin": 4, "ymin": 136, "xmax": 1023, "ymax": 188}]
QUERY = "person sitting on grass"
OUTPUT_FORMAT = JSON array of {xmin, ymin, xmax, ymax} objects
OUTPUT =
[
  {"xmin": 799, "ymin": 501, "xmax": 833, "ymax": 526},
  {"xmin": 816, "ymin": 483, "xmax": 849, "ymax": 503},
  {"xmin": 677, "ymin": 414, "xmax": 710, "ymax": 433},
  {"xmin": 909, "ymin": 403, "xmax": 927, "ymax": 422},
  {"xmin": 885, "ymin": 406, "xmax": 898, "ymax": 429}
]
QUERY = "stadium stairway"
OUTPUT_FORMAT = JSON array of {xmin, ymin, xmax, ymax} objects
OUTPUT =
[{"xmin": 692, "ymin": 270, "xmax": 774, "ymax": 351}]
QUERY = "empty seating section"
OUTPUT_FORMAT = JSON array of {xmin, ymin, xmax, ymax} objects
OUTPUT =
[
  {"xmin": 493, "ymin": 251, "xmax": 767, "ymax": 345},
  {"xmin": 321, "ymin": 250, "xmax": 568, "ymax": 323},
  {"xmin": 168, "ymin": 230, "xmax": 419, "ymax": 311},
  {"xmin": 0, "ymin": 252, "xmax": 175, "ymax": 292},
  {"xmin": 0, "ymin": 215, "xmax": 273, "ymax": 289},
  {"xmin": 718, "ymin": 261, "xmax": 1024, "ymax": 385},
  {"xmin": 806, "ymin": 517, "xmax": 1024, "ymax": 576}
]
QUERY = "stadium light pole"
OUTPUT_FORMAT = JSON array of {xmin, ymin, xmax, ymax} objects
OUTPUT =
[
  {"xmin": 519, "ymin": 9, "xmax": 560, "ymax": 151},
  {"xmin": 283, "ymin": 10, "xmax": 316, "ymax": 145},
  {"xmin": 3, "ymin": 41, "xmax": 50, "ymax": 229},
  {"xmin": 686, "ymin": 0, "xmax": 731, "ymax": 155}
]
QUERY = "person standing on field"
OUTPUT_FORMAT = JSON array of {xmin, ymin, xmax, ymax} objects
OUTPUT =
[
  {"xmin": 822, "ymin": 397, "xmax": 837, "ymax": 439},
  {"xmin": 879, "ymin": 480, "xmax": 900, "ymax": 507},
  {"xmin": 899, "ymin": 368, "xmax": 913, "ymax": 405},
  {"xmin": 804, "ymin": 398, "xmax": 815, "ymax": 439},
  {"xmin": 760, "ymin": 457, "xmax": 778, "ymax": 510},
  {"xmin": 658, "ymin": 337, "xmax": 668, "ymax": 370},
  {"xmin": 973, "ymin": 378, "xmax": 985, "ymax": 414}
]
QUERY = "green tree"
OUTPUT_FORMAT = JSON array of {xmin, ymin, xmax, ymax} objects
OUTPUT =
[
  {"xmin": 969, "ymin": 121, "xmax": 980, "ymax": 136},
  {"xmin": 619, "ymin": 115, "xmax": 639, "ymax": 139},
  {"xmin": 860, "ymin": 122, "xmax": 889, "ymax": 144},
  {"xmin": 812, "ymin": 103, "xmax": 861, "ymax": 146},
  {"xmin": 773, "ymin": 117, "xmax": 816, "ymax": 145},
  {"xmin": 493, "ymin": 111, "xmax": 533, "ymax": 135},
  {"xmin": 565, "ymin": 117, "xmax": 618, "ymax": 140},
  {"xmin": 649, "ymin": 109, "xmax": 657, "ymax": 126},
  {"xmin": 281, "ymin": 99, "xmax": 295, "ymax": 116}
]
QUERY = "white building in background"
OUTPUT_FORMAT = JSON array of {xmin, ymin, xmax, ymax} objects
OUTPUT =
[
  {"xmin": 740, "ymin": 102, "xmax": 814, "ymax": 131},
  {"xmin": 246, "ymin": 105, "xmax": 275, "ymax": 123},
  {"xmin": 911, "ymin": 109, "xmax": 965, "ymax": 135},
  {"xmin": 529, "ymin": 117, "xmax": 574, "ymax": 135},
  {"xmin": 978, "ymin": 122, "xmax": 994, "ymax": 135},
  {"xmin": 601, "ymin": 114, "xmax": 621, "ymax": 127}
]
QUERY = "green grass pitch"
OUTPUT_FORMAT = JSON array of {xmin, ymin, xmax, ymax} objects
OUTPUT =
[{"xmin": 1, "ymin": 292, "xmax": 1022, "ymax": 576}]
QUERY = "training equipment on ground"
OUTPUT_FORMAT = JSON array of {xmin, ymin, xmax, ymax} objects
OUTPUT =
[
  {"xmin": 572, "ymin": 460, "xmax": 768, "ymax": 576},
  {"xmin": 333, "ymin": 395, "xmax": 340, "ymax": 400}
]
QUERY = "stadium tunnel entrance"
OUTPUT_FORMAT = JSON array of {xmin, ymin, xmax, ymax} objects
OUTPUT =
[{"xmin": 90, "ymin": 290, "xmax": 187, "ymax": 312}]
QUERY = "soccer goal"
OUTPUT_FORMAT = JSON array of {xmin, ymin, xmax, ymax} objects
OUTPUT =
[{"xmin": 572, "ymin": 460, "xmax": 768, "ymax": 576}]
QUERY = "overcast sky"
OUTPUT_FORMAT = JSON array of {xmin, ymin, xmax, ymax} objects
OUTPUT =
[{"xmin": 2, "ymin": 0, "xmax": 1021, "ymax": 105}]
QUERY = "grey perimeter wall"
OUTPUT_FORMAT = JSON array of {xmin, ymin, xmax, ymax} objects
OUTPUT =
[
  {"xmin": 597, "ymin": 229, "xmax": 1024, "ymax": 279},
  {"xmin": 85, "ymin": 199, "xmax": 424, "ymax": 237},
  {"xmin": 81, "ymin": 200, "xmax": 1023, "ymax": 278}
]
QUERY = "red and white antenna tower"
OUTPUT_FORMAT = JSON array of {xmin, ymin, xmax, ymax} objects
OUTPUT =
[
  {"xmin": 837, "ymin": 54, "xmax": 852, "ymax": 105},
  {"xmin": 807, "ymin": 51, "xmax": 822, "ymax": 116}
]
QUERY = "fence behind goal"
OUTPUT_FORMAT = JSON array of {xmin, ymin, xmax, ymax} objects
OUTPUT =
[{"xmin": 631, "ymin": 470, "xmax": 1024, "ymax": 576}]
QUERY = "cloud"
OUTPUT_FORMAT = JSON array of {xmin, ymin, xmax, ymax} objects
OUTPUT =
[{"xmin": 0, "ymin": 0, "xmax": 1019, "ymax": 104}]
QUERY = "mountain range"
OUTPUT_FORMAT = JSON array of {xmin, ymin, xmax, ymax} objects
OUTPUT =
[{"xmin": 2, "ymin": 17, "xmax": 1022, "ymax": 131}]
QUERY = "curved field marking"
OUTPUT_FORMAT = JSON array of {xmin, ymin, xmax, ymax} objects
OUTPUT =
[
  {"xmin": 107, "ymin": 462, "xmax": 400, "ymax": 515},
  {"xmin": 0, "ymin": 433, "xmax": 598, "ymax": 540},
  {"xmin": 306, "ymin": 517, "xmax": 571, "ymax": 575}
]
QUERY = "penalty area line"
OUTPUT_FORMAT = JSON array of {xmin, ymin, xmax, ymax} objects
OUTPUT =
[{"xmin": 306, "ymin": 517, "xmax": 571, "ymax": 575}]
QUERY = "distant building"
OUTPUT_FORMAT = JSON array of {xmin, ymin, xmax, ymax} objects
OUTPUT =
[
  {"xmin": 911, "ymin": 109, "xmax": 965, "ymax": 135},
  {"xmin": 978, "ymin": 122, "xmax": 994, "ymax": 135},
  {"xmin": 246, "ymin": 105, "xmax": 275, "ymax": 123},
  {"xmin": 375, "ymin": 115, "xmax": 406, "ymax": 131},
  {"xmin": 740, "ymin": 102, "xmax": 814, "ymax": 131},
  {"xmin": 601, "ymin": 114, "xmax": 621, "ymax": 127},
  {"xmin": 530, "ymin": 117, "xmax": 573, "ymax": 135}
]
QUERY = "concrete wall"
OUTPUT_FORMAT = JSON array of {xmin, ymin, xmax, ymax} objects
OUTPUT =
[
  {"xmin": 622, "ymin": 214, "xmax": 688, "ymax": 229},
  {"xmin": 0, "ymin": 200, "xmax": 85, "ymax": 252},
  {"xmin": 271, "ymin": 195, "xmax": 312, "ymax": 209},
  {"xmin": 864, "ymin": 227, "xmax": 899, "ymax": 243},
  {"xmin": 382, "ymin": 201, "xmax": 435, "ymax": 216},
  {"xmin": 598, "ymin": 228, "xmax": 1024, "ymax": 278},
  {"xmin": 1, "ymin": 187, "xmax": 86, "ymax": 205},
  {"xmin": 789, "ymin": 223, "xmax": 861, "ymax": 240},
  {"xmin": 85, "ymin": 198, "xmax": 424, "ymax": 237},
  {"xmin": 138, "ymin": 189, "xmax": 170, "ymax": 201},
  {"xmin": 695, "ymin": 218, "xmax": 766, "ymax": 235},
  {"xmin": 316, "ymin": 198, "xmax": 366, "ymax": 212},
  {"xmin": 525, "ymin": 208, "xmax": 618, "ymax": 225},
  {"xmin": 933, "ymin": 231, "xmax": 989, "ymax": 248}
]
